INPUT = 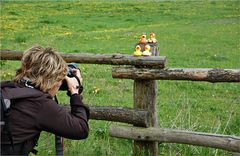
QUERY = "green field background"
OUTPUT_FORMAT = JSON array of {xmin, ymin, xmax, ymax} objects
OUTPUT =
[{"xmin": 1, "ymin": 0, "xmax": 239, "ymax": 155}]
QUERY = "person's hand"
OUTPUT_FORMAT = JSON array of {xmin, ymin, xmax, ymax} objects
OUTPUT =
[
  {"xmin": 72, "ymin": 69, "xmax": 83, "ymax": 84},
  {"xmin": 65, "ymin": 69, "xmax": 83, "ymax": 95}
]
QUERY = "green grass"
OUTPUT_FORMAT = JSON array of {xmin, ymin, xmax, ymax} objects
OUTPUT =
[{"xmin": 1, "ymin": 0, "xmax": 240, "ymax": 155}]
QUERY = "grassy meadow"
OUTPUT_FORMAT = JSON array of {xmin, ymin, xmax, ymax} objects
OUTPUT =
[{"xmin": 1, "ymin": 0, "xmax": 240, "ymax": 155}]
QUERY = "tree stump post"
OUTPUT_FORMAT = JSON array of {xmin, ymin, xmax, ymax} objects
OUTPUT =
[{"xmin": 133, "ymin": 79, "xmax": 158, "ymax": 156}]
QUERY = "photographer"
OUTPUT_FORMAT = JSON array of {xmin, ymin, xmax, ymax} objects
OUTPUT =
[{"xmin": 1, "ymin": 45, "xmax": 89, "ymax": 155}]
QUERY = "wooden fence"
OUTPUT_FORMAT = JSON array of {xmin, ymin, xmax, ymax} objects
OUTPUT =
[{"xmin": 1, "ymin": 50, "xmax": 240, "ymax": 155}]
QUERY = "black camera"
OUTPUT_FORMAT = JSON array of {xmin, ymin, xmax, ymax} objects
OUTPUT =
[{"xmin": 60, "ymin": 63, "xmax": 83, "ymax": 95}]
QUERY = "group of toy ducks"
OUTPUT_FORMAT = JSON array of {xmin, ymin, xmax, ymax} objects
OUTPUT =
[
  {"xmin": 134, "ymin": 45, "xmax": 151, "ymax": 57},
  {"xmin": 133, "ymin": 32, "xmax": 157, "ymax": 57},
  {"xmin": 139, "ymin": 32, "xmax": 157, "ymax": 44}
]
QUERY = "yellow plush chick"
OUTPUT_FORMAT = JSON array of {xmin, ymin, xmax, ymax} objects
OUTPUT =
[
  {"xmin": 139, "ymin": 34, "xmax": 147, "ymax": 44},
  {"xmin": 148, "ymin": 32, "xmax": 157, "ymax": 43},
  {"xmin": 133, "ymin": 45, "xmax": 143, "ymax": 57},
  {"xmin": 142, "ymin": 44, "xmax": 152, "ymax": 56}
]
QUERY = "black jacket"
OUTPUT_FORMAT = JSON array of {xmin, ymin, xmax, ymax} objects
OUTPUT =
[{"xmin": 1, "ymin": 81, "xmax": 89, "ymax": 155}]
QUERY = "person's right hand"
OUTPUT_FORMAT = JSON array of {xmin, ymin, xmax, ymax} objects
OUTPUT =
[{"xmin": 72, "ymin": 68, "xmax": 83, "ymax": 84}]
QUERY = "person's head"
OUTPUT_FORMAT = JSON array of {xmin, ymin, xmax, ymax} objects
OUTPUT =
[{"xmin": 15, "ymin": 45, "xmax": 68, "ymax": 96}]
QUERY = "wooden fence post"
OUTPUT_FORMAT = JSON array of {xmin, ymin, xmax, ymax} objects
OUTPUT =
[{"xmin": 133, "ymin": 79, "xmax": 158, "ymax": 156}]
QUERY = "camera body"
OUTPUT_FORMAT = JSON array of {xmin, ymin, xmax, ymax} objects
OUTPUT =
[
  {"xmin": 67, "ymin": 63, "xmax": 78, "ymax": 77},
  {"xmin": 59, "ymin": 63, "xmax": 83, "ymax": 94}
]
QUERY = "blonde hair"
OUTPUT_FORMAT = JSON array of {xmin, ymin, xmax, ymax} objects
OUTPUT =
[{"xmin": 15, "ymin": 45, "xmax": 68, "ymax": 92}]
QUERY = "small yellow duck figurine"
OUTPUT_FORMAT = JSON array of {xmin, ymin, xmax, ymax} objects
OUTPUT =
[
  {"xmin": 139, "ymin": 34, "xmax": 147, "ymax": 44},
  {"xmin": 148, "ymin": 32, "xmax": 157, "ymax": 43},
  {"xmin": 133, "ymin": 45, "xmax": 143, "ymax": 57},
  {"xmin": 142, "ymin": 44, "xmax": 152, "ymax": 56}
]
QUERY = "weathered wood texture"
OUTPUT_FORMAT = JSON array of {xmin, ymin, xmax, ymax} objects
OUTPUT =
[
  {"xmin": 133, "ymin": 80, "xmax": 158, "ymax": 156},
  {"xmin": 62, "ymin": 105, "xmax": 148, "ymax": 126},
  {"xmin": 112, "ymin": 67, "xmax": 240, "ymax": 83},
  {"xmin": 109, "ymin": 125, "xmax": 240, "ymax": 153},
  {"xmin": 0, "ymin": 50, "xmax": 166, "ymax": 68}
]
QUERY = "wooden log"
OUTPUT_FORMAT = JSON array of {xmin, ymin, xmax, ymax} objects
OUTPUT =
[
  {"xmin": 61, "ymin": 105, "xmax": 148, "ymax": 126},
  {"xmin": 133, "ymin": 80, "xmax": 158, "ymax": 156},
  {"xmin": 0, "ymin": 50, "xmax": 166, "ymax": 68},
  {"xmin": 109, "ymin": 125, "xmax": 240, "ymax": 153},
  {"xmin": 112, "ymin": 67, "xmax": 240, "ymax": 83},
  {"xmin": 0, "ymin": 50, "xmax": 22, "ymax": 60}
]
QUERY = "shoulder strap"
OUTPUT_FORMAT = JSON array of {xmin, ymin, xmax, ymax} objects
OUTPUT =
[{"xmin": 1, "ymin": 91, "xmax": 14, "ymax": 151}]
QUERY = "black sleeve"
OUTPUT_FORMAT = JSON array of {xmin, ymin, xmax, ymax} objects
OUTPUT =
[
  {"xmin": 36, "ymin": 95, "xmax": 89, "ymax": 139},
  {"xmin": 70, "ymin": 94, "xmax": 90, "ymax": 120}
]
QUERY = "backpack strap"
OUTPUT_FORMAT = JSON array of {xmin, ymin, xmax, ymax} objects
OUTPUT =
[{"xmin": 1, "ymin": 92, "xmax": 14, "ymax": 151}]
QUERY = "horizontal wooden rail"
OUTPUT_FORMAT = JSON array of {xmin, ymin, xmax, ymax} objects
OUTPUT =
[
  {"xmin": 109, "ymin": 125, "xmax": 240, "ymax": 153},
  {"xmin": 0, "ymin": 50, "xmax": 166, "ymax": 68},
  {"xmin": 112, "ymin": 67, "xmax": 240, "ymax": 83},
  {"xmin": 62, "ymin": 105, "xmax": 148, "ymax": 126}
]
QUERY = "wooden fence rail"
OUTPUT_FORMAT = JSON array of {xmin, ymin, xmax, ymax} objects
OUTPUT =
[
  {"xmin": 62, "ymin": 105, "xmax": 148, "ymax": 127},
  {"xmin": 0, "ymin": 50, "xmax": 166, "ymax": 68},
  {"xmin": 112, "ymin": 67, "xmax": 240, "ymax": 82},
  {"xmin": 109, "ymin": 125, "xmax": 240, "ymax": 153}
]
